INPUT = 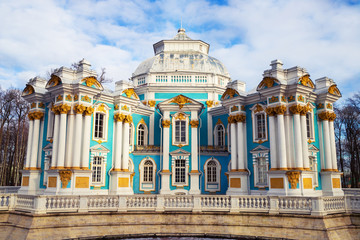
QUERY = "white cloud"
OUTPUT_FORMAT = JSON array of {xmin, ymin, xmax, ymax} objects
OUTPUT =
[{"xmin": 0, "ymin": 0, "xmax": 359, "ymax": 99}]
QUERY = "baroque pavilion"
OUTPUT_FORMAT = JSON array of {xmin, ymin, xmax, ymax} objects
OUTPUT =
[{"xmin": 20, "ymin": 28, "xmax": 343, "ymax": 197}]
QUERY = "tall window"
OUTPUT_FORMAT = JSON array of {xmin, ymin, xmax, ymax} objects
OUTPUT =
[
  {"xmin": 137, "ymin": 124, "xmax": 145, "ymax": 146},
  {"xmin": 215, "ymin": 125, "xmax": 225, "ymax": 147},
  {"xmin": 94, "ymin": 113, "xmax": 104, "ymax": 139},
  {"xmin": 207, "ymin": 160, "xmax": 217, "ymax": 183},
  {"xmin": 306, "ymin": 112, "xmax": 313, "ymax": 139},
  {"xmin": 256, "ymin": 113, "xmax": 266, "ymax": 140},
  {"xmin": 175, "ymin": 120, "xmax": 186, "ymax": 143},
  {"xmin": 92, "ymin": 156, "xmax": 103, "ymax": 184},
  {"xmin": 143, "ymin": 160, "xmax": 153, "ymax": 183},
  {"xmin": 256, "ymin": 157, "xmax": 267, "ymax": 185},
  {"xmin": 174, "ymin": 159, "xmax": 186, "ymax": 184}
]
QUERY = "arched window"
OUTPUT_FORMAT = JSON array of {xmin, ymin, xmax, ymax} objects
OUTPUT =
[
  {"xmin": 139, "ymin": 157, "xmax": 156, "ymax": 191},
  {"xmin": 137, "ymin": 124, "xmax": 146, "ymax": 146},
  {"xmin": 143, "ymin": 160, "xmax": 153, "ymax": 182},
  {"xmin": 214, "ymin": 124, "xmax": 225, "ymax": 147},
  {"xmin": 205, "ymin": 158, "xmax": 221, "ymax": 192}
]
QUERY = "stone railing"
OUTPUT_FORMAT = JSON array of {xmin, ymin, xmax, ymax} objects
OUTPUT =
[{"xmin": 1, "ymin": 193, "xmax": 360, "ymax": 216}]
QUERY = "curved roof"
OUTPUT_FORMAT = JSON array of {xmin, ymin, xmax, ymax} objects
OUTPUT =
[{"xmin": 133, "ymin": 52, "xmax": 230, "ymax": 77}]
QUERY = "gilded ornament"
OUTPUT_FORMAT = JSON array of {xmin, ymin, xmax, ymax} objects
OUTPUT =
[
  {"xmin": 328, "ymin": 84, "xmax": 341, "ymax": 96},
  {"xmin": 265, "ymin": 107, "xmax": 276, "ymax": 117},
  {"xmin": 22, "ymin": 85, "xmax": 34, "ymax": 96},
  {"xmin": 114, "ymin": 104, "xmax": 119, "ymax": 110},
  {"xmin": 274, "ymin": 105, "xmax": 287, "ymax": 115},
  {"xmin": 297, "ymin": 95, "xmax": 304, "ymax": 102},
  {"xmin": 81, "ymin": 95, "xmax": 91, "ymax": 103},
  {"xmin": 74, "ymin": 104, "xmax": 86, "ymax": 114},
  {"xmin": 38, "ymin": 102, "xmax": 45, "ymax": 109},
  {"xmin": 258, "ymin": 77, "xmax": 277, "ymax": 90},
  {"xmin": 84, "ymin": 106, "xmax": 94, "ymax": 116},
  {"xmin": 221, "ymin": 88, "xmax": 239, "ymax": 100},
  {"xmin": 139, "ymin": 118, "xmax": 146, "ymax": 125},
  {"xmin": 170, "ymin": 95, "xmax": 192, "ymax": 109},
  {"xmin": 56, "ymin": 95, "xmax": 63, "ymax": 102},
  {"xmin": 254, "ymin": 104, "xmax": 263, "ymax": 113},
  {"xmin": 58, "ymin": 104, "xmax": 71, "ymax": 114},
  {"xmin": 289, "ymin": 104, "xmax": 302, "ymax": 115},
  {"xmin": 96, "ymin": 139, "xmax": 102, "ymax": 144},
  {"xmin": 46, "ymin": 74, "xmax": 61, "ymax": 88},
  {"xmin": 216, "ymin": 119, "xmax": 223, "ymax": 125},
  {"xmin": 123, "ymin": 115, "xmax": 133, "ymax": 124},
  {"xmin": 121, "ymin": 105, "xmax": 129, "ymax": 111},
  {"xmin": 328, "ymin": 112, "xmax": 336, "ymax": 121},
  {"xmin": 298, "ymin": 75, "xmax": 315, "ymax": 88},
  {"xmin": 326, "ymin": 103, "xmax": 333, "ymax": 110},
  {"xmin": 269, "ymin": 96, "xmax": 279, "ymax": 104},
  {"xmin": 241, "ymin": 105, "xmax": 246, "ymax": 111},
  {"xmin": 83, "ymin": 76, "xmax": 101, "ymax": 88},
  {"xmin": 231, "ymin": 105, "xmax": 239, "ymax": 112},
  {"xmin": 235, "ymin": 114, "xmax": 246, "ymax": 123},
  {"xmin": 281, "ymin": 96, "xmax": 286, "ymax": 103},
  {"xmin": 122, "ymin": 88, "xmax": 139, "ymax": 99},
  {"xmin": 318, "ymin": 111, "xmax": 336, "ymax": 121},
  {"xmin": 27, "ymin": 112, "xmax": 35, "ymax": 120},
  {"xmin": 205, "ymin": 100, "xmax": 214, "ymax": 108},
  {"xmin": 286, "ymin": 171, "xmax": 300, "ymax": 189},
  {"xmin": 114, "ymin": 113, "xmax": 125, "ymax": 122},
  {"xmin": 51, "ymin": 105, "xmax": 59, "ymax": 115},
  {"xmin": 65, "ymin": 94, "xmax": 72, "ymax": 101},
  {"xmin": 32, "ymin": 111, "xmax": 44, "ymax": 120},
  {"xmin": 189, "ymin": 120, "xmax": 199, "ymax": 128},
  {"xmin": 257, "ymin": 139, "xmax": 264, "ymax": 144},
  {"xmin": 148, "ymin": 100, "xmax": 156, "ymax": 107},
  {"xmin": 300, "ymin": 105, "xmax": 310, "ymax": 116},
  {"xmin": 162, "ymin": 120, "xmax": 171, "ymax": 128},
  {"xmin": 227, "ymin": 115, "xmax": 237, "ymax": 124},
  {"xmin": 142, "ymin": 101, "xmax": 147, "ymax": 105},
  {"xmin": 288, "ymin": 96, "xmax": 295, "ymax": 102},
  {"xmin": 74, "ymin": 94, "xmax": 79, "ymax": 101},
  {"xmin": 30, "ymin": 103, "xmax": 36, "ymax": 109},
  {"xmin": 59, "ymin": 170, "xmax": 72, "ymax": 189},
  {"xmin": 97, "ymin": 104, "xmax": 107, "ymax": 113},
  {"xmin": 175, "ymin": 113, "xmax": 187, "ymax": 120},
  {"xmin": 317, "ymin": 103, "xmax": 324, "ymax": 109}
]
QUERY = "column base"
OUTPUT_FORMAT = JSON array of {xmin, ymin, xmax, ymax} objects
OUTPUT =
[
  {"xmin": 320, "ymin": 171, "xmax": 344, "ymax": 196},
  {"xmin": 189, "ymin": 171, "xmax": 201, "ymax": 195},
  {"xmin": 159, "ymin": 171, "xmax": 171, "ymax": 195},
  {"xmin": 18, "ymin": 170, "xmax": 42, "ymax": 195},
  {"xmin": 226, "ymin": 171, "xmax": 249, "ymax": 195},
  {"xmin": 109, "ymin": 171, "xmax": 134, "ymax": 195}
]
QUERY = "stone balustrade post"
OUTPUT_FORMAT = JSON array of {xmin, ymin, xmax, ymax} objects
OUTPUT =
[
  {"xmin": 33, "ymin": 196, "xmax": 47, "ymax": 214},
  {"xmin": 192, "ymin": 195, "xmax": 201, "ymax": 213},
  {"xmin": 230, "ymin": 196, "xmax": 240, "ymax": 213},
  {"xmin": 78, "ymin": 195, "xmax": 89, "ymax": 213},
  {"xmin": 344, "ymin": 195, "xmax": 352, "ymax": 214},
  {"xmin": 8, "ymin": 194, "xmax": 16, "ymax": 211},
  {"xmin": 156, "ymin": 195, "xmax": 165, "ymax": 212},
  {"xmin": 118, "ymin": 196, "xmax": 127, "ymax": 212},
  {"xmin": 311, "ymin": 197, "xmax": 326, "ymax": 216},
  {"xmin": 269, "ymin": 196, "xmax": 279, "ymax": 215}
]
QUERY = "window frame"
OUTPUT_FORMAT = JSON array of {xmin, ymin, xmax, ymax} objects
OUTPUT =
[
  {"xmin": 250, "ymin": 104, "xmax": 268, "ymax": 143},
  {"xmin": 89, "ymin": 144, "xmax": 109, "ymax": 187},
  {"xmin": 171, "ymin": 155, "xmax": 189, "ymax": 187},
  {"xmin": 92, "ymin": 103, "xmax": 110, "ymax": 142},
  {"xmin": 214, "ymin": 124, "xmax": 225, "ymax": 148},
  {"xmin": 139, "ymin": 157, "xmax": 156, "ymax": 191},
  {"xmin": 306, "ymin": 111, "xmax": 315, "ymax": 141},
  {"xmin": 250, "ymin": 146, "xmax": 269, "ymax": 188},
  {"xmin": 172, "ymin": 112, "xmax": 189, "ymax": 146},
  {"xmin": 204, "ymin": 158, "xmax": 221, "ymax": 192},
  {"xmin": 136, "ymin": 123, "xmax": 148, "ymax": 147}
]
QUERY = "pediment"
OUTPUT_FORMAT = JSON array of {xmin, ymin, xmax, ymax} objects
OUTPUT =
[
  {"xmin": 43, "ymin": 143, "xmax": 53, "ymax": 151},
  {"xmin": 158, "ymin": 94, "xmax": 203, "ymax": 109},
  {"xmin": 220, "ymin": 88, "xmax": 240, "ymax": 100},
  {"xmin": 90, "ymin": 144, "xmax": 110, "ymax": 153},
  {"xmin": 170, "ymin": 148, "xmax": 190, "ymax": 156},
  {"xmin": 308, "ymin": 144, "xmax": 319, "ymax": 152},
  {"xmin": 250, "ymin": 145, "xmax": 269, "ymax": 153}
]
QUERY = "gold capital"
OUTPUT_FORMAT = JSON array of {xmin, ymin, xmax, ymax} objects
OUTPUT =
[
  {"xmin": 123, "ymin": 115, "xmax": 133, "ymax": 124},
  {"xmin": 58, "ymin": 104, "xmax": 71, "ymax": 114},
  {"xmin": 162, "ymin": 120, "xmax": 171, "ymax": 128},
  {"xmin": 114, "ymin": 113, "xmax": 125, "ymax": 122},
  {"xmin": 74, "ymin": 104, "xmax": 86, "ymax": 114},
  {"xmin": 59, "ymin": 170, "xmax": 72, "ymax": 189},
  {"xmin": 84, "ymin": 106, "xmax": 94, "ymax": 116},
  {"xmin": 273, "ymin": 105, "xmax": 287, "ymax": 115},
  {"xmin": 286, "ymin": 171, "xmax": 300, "ymax": 189},
  {"xmin": 189, "ymin": 120, "xmax": 199, "ymax": 128}
]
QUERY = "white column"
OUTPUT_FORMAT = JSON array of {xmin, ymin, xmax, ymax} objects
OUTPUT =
[
  {"xmin": 72, "ymin": 110, "xmax": 84, "ymax": 169},
  {"xmin": 276, "ymin": 112, "xmax": 287, "ymax": 169},
  {"xmin": 242, "ymin": 120, "xmax": 247, "ymax": 169},
  {"xmin": 25, "ymin": 117, "xmax": 34, "ymax": 169},
  {"xmin": 162, "ymin": 112, "xmax": 170, "ymax": 171},
  {"xmin": 190, "ymin": 112, "xmax": 198, "ymax": 171},
  {"xmin": 81, "ymin": 109, "xmax": 93, "ymax": 169},
  {"xmin": 52, "ymin": 113, "xmax": 60, "ymax": 169},
  {"xmin": 285, "ymin": 114, "xmax": 293, "ymax": 169},
  {"xmin": 36, "ymin": 119, "xmax": 44, "ymax": 169},
  {"xmin": 230, "ymin": 120, "xmax": 237, "ymax": 170},
  {"xmin": 329, "ymin": 120, "xmax": 337, "ymax": 170},
  {"xmin": 56, "ymin": 112, "xmax": 68, "ymax": 168},
  {"xmin": 268, "ymin": 114, "xmax": 277, "ymax": 169},
  {"xmin": 301, "ymin": 113, "xmax": 310, "ymax": 170},
  {"xmin": 121, "ymin": 116, "xmax": 130, "ymax": 171},
  {"xmin": 293, "ymin": 113, "xmax": 303, "ymax": 170},
  {"xmin": 322, "ymin": 119, "xmax": 332, "ymax": 170},
  {"xmin": 237, "ymin": 120, "xmax": 245, "ymax": 170},
  {"xmin": 114, "ymin": 117, "xmax": 123, "ymax": 170},
  {"xmin": 30, "ymin": 118, "xmax": 41, "ymax": 169},
  {"xmin": 65, "ymin": 113, "xmax": 75, "ymax": 168},
  {"xmin": 207, "ymin": 112, "xmax": 213, "ymax": 146}
]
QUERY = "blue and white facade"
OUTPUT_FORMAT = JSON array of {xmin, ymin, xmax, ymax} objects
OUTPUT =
[{"xmin": 20, "ymin": 29, "xmax": 343, "ymax": 196}]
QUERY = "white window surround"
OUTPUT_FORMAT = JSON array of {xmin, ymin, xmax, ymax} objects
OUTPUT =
[
  {"xmin": 250, "ymin": 104, "xmax": 268, "ymax": 143},
  {"xmin": 227, "ymin": 124, "xmax": 231, "ymax": 152},
  {"xmin": 170, "ymin": 149, "xmax": 190, "ymax": 187},
  {"xmin": 214, "ymin": 124, "xmax": 225, "ymax": 148},
  {"xmin": 46, "ymin": 105, "xmax": 55, "ymax": 141},
  {"xmin": 136, "ymin": 122, "xmax": 148, "ymax": 147},
  {"xmin": 90, "ymin": 144, "xmax": 109, "ymax": 187},
  {"xmin": 139, "ymin": 157, "xmax": 157, "ymax": 192},
  {"xmin": 306, "ymin": 105, "xmax": 315, "ymax": 141},
  {"xmin": 42, "ymin": 142, "xmax": 52, "ymax": 186},
  {"xmin": 204, "ymin": 157, "xmax": 221, "ymax": 192},
  {"xmin": 92, "ymin": 103, "xmax": 110, "ymax": 142},
  {"xmin": 172, "ymin": 112, "xmax": 189, "ymax": 147},
  {"xmin": 250, "ymin": 145, "xmax": 270, "ymax": 188},
  {"xmin": 129, "ymin": 123, "xmax": 134, "ymax": 152},
  {"xmin": 308, "ymin": 144, "xmax": 319, "ymax": 187}
]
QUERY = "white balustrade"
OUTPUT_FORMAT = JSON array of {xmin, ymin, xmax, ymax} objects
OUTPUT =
[
  {"xmin": 0, "ymin": 195, "xmax": 10, "ymax": 210},
  {"xmin": 278, "ymin": 197, "xmax": 312, "ymax": 214},
  {"xmin": 165, "ymin": 196, "xmax": 194, "ymax": 209},
  {"xmin": 323, "ymin": 196, "xmax": 345, "ymax": 213},
  {"xmin": 350, "ymin": 196, "xmax": 360, "ymax": 213},
  {"xmin": 15, "ymin": 195, "xmax": 36, "ymax": 211},
  {"xmin": 88, "ymin": 195, "xmax": 119, "ymax": 211},
  {"xmin": 238, "ymin": 196, "xmax": 269, "ymax": 211},
  {"xmin": 46, "ymin": 196, "xmax": 79, "ymax": 212},
  {"xmin": 127, "ymin": 195, "xmax": 157, "ymax": 209},
  {"xmin": 201, "ymin": 196, "xmax": 230, "ymax": 211}
]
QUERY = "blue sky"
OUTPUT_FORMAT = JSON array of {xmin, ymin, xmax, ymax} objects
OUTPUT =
[{"xmin": 0, "ymin": 0, "xmax": 359, "ymax": 100}]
